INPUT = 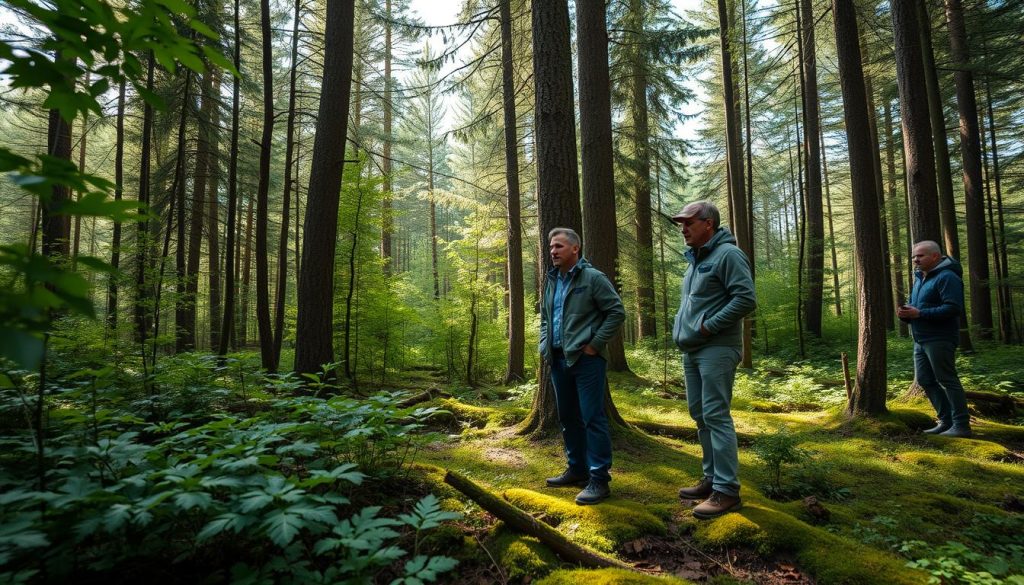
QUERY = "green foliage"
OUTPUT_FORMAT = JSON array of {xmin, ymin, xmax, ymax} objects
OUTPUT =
[
  {"xmin": 0, "ymin": 356, "xmax": 460, "ymax": 583},
  {"xmin": 900, "ymin": 513, "xmax": 1024, "ymax": 585},
  {"xmin": 751, "ymin": 426, "xmax": 809, "ymax": 497}
]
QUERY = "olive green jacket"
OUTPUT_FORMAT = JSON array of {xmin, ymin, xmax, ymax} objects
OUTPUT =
[{"xmin": 539, "ymin": 258, "xmax": 626, "ymax": 367}]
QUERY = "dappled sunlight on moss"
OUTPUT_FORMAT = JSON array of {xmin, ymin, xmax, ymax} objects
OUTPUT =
[
  {"xmin": 489, "ymin": 524, "xmax": 560, "ymax": 581},
  {"xmin": 538, "ymin": 567, "xmax": 691, "ymax": 584},
  {"xmin": 503, "ymin": 488, "xmax": 668, "ymax": 553}
]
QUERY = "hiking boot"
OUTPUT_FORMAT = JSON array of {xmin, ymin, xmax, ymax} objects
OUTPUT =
[
  {"xmin": 546, "ymin": 469, "xmax": 589, "ymax": 488},
  {"xmin": 923, "ymin": 422, "xmax": 952, "ymax": 435},
  {"xmin": 678, "ymin": 476, "xmax": 714, "ymax": 500},
  {"xmin": 939, "ymin": 426, "xmax": 973, "ymax": 438},
  {"xmin": 693, "ymin": 491, "xmax": 742, "ymax": 520},
  {"xmin": 575, "ymin": 480, "xmax": 611, "ymax": 505}
]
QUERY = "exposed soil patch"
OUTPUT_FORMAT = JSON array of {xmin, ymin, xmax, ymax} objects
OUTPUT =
[
  {"xmin": 484, "ymin": 446, "xmax": 528, "ymax": 468},
  {"xmin": 622, "ymin": 526, "xmax": 814, "ymax": 584}
]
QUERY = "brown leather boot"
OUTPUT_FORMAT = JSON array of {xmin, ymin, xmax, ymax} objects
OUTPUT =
[
  {"xmin": 693, "ymin": 491, "xmax": 742, "ymax": 520},
  {"xmin": 678, "ymin": 476, "xmax": 714, "ymax": 500}
]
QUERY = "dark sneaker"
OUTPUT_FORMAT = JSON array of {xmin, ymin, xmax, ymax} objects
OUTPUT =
[
  {"xmin": 546, "ymin": 469, "xmax": 589, "ymax": 488},
  {"xmin": 939, "ymin": 426, "xmax": 973, "ymax": 438},
  {"xmin": 693, "ymin": 491, "xmax": 742, "ymax": 520},
  {"xmin": 678, "ymin": 476, "xmax": 714, "ymax": 500},
  {"xmin": 575, "ymin": 481, "xmax": 610, "ymax": 505},
  {"xmin": 923, "ymin": 422, "xmax": 952, "ymax": 435}
]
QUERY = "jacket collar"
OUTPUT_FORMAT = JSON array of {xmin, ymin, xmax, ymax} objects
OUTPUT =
[{"xmin": 547, "ymin": 257, "xmax": 591, "ymax": 280}]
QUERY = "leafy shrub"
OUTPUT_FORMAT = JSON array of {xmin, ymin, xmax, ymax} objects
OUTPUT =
[
  {"xmin": 752, "ymin": 427, "xmax": 809, "ymax": 498},
  {"xmin": 0, "ymin": 372, "xmax": 459, "ymax": 583}
]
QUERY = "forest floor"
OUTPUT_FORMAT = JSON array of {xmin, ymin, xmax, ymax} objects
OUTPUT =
[{"xmin": 404, "ymin": 355, "xmax": 1024, "ymax": 585}]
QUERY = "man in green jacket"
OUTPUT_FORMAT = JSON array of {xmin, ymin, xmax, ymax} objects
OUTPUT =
[
  {"xmin": 539, "ymin": 227, "xmax": 626, "ymax": 505},
  {"xmin": 671, "ymin": 201, "xmax": 756, "ymax": 519}
]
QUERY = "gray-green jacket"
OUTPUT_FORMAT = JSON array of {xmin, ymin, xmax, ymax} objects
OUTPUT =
[
  {"xmin": 539, "ymin": 258, "xmax": 626, "ymax": 367},
  {"xmin": 672, "ymin": 228, "xmax": 756, "ymax": 352}
]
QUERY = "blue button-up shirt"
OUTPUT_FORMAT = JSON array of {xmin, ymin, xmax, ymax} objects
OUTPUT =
[{"xmin": 552, "ymin": 262, "xmax": 580, "ymax": 348}]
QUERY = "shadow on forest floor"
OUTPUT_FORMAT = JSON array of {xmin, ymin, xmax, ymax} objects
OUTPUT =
[{"xmin": 410, "ymin": 366, "xmax": 1024, "ymax": 585}]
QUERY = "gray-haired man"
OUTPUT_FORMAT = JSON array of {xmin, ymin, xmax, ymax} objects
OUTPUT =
[{"xmin": 671, "ymin": 201, "xmax": 756, "ymax": 520}]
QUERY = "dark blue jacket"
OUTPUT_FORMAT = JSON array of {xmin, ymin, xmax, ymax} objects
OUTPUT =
[{"xmin": 905, "ymin": 257, "xmax": 963, "ymax": 345}]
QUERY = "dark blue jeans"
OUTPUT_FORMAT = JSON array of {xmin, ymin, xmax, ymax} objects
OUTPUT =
[
  {"xmin": 914, "ymin": 341, "xmax": 970, "ymax": 427},
  {"xmin": 549, "ymin": 351, "xmax": 612, "ymax": 483}
]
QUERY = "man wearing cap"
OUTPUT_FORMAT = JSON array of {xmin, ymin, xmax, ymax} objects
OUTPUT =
[
  {"xmin": 671, "ymin": 201, "xmax": 756, "ymax": 519},
  {"xmin": 539, "ymin": 227, "xmax": 626, "ymax": 505}
]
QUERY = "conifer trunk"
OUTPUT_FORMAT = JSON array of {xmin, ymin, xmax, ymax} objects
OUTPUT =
[{"xmin": 500, "ymin": 0, "xmax": 525, "ymax": 384}]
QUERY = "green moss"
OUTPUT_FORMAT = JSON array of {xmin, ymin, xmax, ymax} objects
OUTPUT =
[
  {"xmin": 922, "ymin": 436, "xmax": 1012, "ymax": 461},
  {"xmin": 693, "ymin": 514, "xmax": 764, "ymax": 548},
  {"xmin": 734, "ymin": 505, "xmax": 928, "ymax": 585},
  {"xmin": 537, "ymin": 568, "xmax": 691, "ymax": 585},
  {"xmin": 438, "ymin": 398, "xmax": 492, "ymax": 428},
  {"xmin": 489, "ymin": 524, "xmax": 560, "ymax": 580},
  {"xmin": 503, "ymin": 488, "xmax": 667, "ymax": 553}
]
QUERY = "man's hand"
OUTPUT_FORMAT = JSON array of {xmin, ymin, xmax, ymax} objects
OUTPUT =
[
  {"xmin": 582, "ymin": 344, "xmax": 599, "ymax": 356},
  {"xmin": 897, "ymin": 304, "xmax": 920, "ymax": 319}
]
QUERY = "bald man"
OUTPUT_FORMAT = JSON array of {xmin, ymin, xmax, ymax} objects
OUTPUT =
[{"xmin": 898, "ymin": 240, "xmax": 972, "ymax": 438}]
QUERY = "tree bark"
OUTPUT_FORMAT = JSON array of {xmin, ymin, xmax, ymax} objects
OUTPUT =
[
  {"xmin": 381, "ymin": 0, "xmax": 394, "ymax": 274},
  {"xmin": 799, "ymin": 0, "xmax": 824, "ymax": 337},
  {"xmin": 891, "ymin": 0, "xmax": 942, "ymax": 244},
  {"xmin": 499, "ymin": 0, "xmax": 525, "ymax": 385},
  {"xmin": 520, "ymin": 0, "xmax": 581, "ymax": 438},
  {"xmin": 833, "ymin": 0, "xmax": 888, "ymax": 415},
  {"xmin": 629, "ymin": 0, "xmax": 657, "ymax": 342},
  {"xmin": 172, "ymin": 70, "xmax": 193, "ymax": 353},
  {"xmin": 239, "ymin": 195, "xmax": 255, "ymax": 347},
  {"xmin": 294, "ymin": 0, "xmax": 356, "ymax": 375},
  {"xmin": 107, "ymin": 78, "xmax": 126, "ymax": 329},
  {"xmin": 274, "ymin": 0, "xmax": 302, "ymax": 369},
  {"xmin": 983, "ymin": 78, "xmax": 1012, "ymax": 343},
  {"xmin": 578, "ymin": 0, "xmax": 628, "ymax": 373},
  {"xmin": 208, "ymin": 70, "xmax": 223, "ymax": 350},
  {"xmin": 254, "ymin": 0, "xmax": 275, "ymax": 369},
  {"xmin": 883, "ymin": 98, "xmax": 909, "ymax": 338},
  {"xmin": 183, "ymin": 69, "xmax": 214, "ymax": 350},
  {"xmin": 218, "ymin": 0, "xmax": 242, "ymax": 357}
]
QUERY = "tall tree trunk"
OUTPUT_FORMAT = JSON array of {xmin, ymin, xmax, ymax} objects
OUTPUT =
[
  {"xmin": 43, "ymin": 78, "xmax": 72, "ymax": 259},
  {"xmin": 254, "ymin": 0, "xmax": 275, "ymax": 368},
  {"xmin": 107, "ymin": 79, "xmax": 126, "ymax": 329},
  {"xmin": 500, "ymin": 0, "xmax": 525, "ymax": 384},
  {"xmin": 239, "ymin": 196, "xmax": 254, "ymax": 347},
  {"xmin": 719, "ymin": 0, "xmax": 752, "ymax": 367},
  {"xmin": 184, "ymin": 70, "xmax": 213, "ymax": 350},
  {"xmin": 294, "ymin": 0, "xmax": 356, "ymax": 375},
  {"xmin": 274, "ymin": 0, "xmax": 301, "ymax": 369},
  {"xmin": 917, "ymin": 0, "xmax": 958, "ymax": 259},
  {"xmin": 983, "ymin": 78, "xmax": 1011, "ymax": 343},
  {"xmin": 891, "ymin": 0, "xmax": 941, "ymax": 244},
  {"xmin": 207, "ymin": 71, "xmax": 223, "ymax": 349},
  {"xmin": 884, "ymin": 98, "xmax": 909, "ymax": 337},
  {"xmin": 520, "ymin": 0, "xmax": 582, "ymax": 437},
  {"xmin": 173, "ymin": 70, "xmax": 193, "ymax": 353},
  {"xmin": 820, "ymin": 127, "xmax": 842, "ymax": 316},
  {"xmin": 578, "ymin": 0, "xmax": 628, "ymax": 373},
  {"xmin": 135, "ymin": 54, "xmax": 155, "ymax": 344},
  {"xmin": 833, "ymin": 0, "xmax": 888, "ymax": 415},
  {"xmin": 629, "ymin": 0, "xmax": 657, "ymax": 341},
  {"xmin": 72, "ymin": 86, "xmax": 88, "ymax": 270},
  {"xmin": 799, "ymin": 0, "xmax": 824, "ymax": 337},
  {"xmin": 381, "ymin": 0, "xmax": 394, "ymax": 273},
  {"xmin": 219, "ymin": 0, "xmax": 242, "ymax": 357},
  {"xmin": 861, "ymin": 36, "xmax": 894, "ymax": 329}
]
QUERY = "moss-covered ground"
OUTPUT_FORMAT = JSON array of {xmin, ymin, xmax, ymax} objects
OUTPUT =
[{"xmin": 412, "ymin": 342, "xmax": 1024, "ymax": 584}]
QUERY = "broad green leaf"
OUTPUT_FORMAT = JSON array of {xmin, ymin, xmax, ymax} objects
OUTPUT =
[
  {"xmin": 0, "ymin": 329, "xmax": 44, "ymax": 370},
  {"xmin": 262, "ymin": 510, "xmax": 303, "ymax": 547}
]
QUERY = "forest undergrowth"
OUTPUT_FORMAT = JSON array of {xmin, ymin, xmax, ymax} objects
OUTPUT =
[{"xmin": 1, "ymin": 328, "xmax": 1022, "ymax": 584}]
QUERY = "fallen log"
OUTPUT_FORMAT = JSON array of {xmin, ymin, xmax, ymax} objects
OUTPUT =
[
  {"xmin": 965, "ymin": 390, "xmax": 1020, "ymax": 414},
  {"xmin": 442, "ymin": 470, "xmax": 630, "ymax": 570}
]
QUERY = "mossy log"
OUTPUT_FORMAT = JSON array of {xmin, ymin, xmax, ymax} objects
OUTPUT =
[
  {"xmin": 964, "ymin": 390, "xmax": 1021, "ymax": 414},
  {"xmin": 443, "ymin": 470, "xmax": 631, "ymax": 570},
  {"xmin": 627, "ymin": 419, "xmax": 757, "ymax": 445}
]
